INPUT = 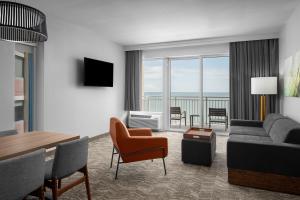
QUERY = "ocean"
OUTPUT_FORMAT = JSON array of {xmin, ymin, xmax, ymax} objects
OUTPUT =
[{"xmin": 144, "ymin": 92, "xmax": 229, "ymax": 97}]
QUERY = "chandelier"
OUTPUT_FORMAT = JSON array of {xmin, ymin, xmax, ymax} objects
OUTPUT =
[{"xmin": 0, "ymin": 1, "xmax": 48, "ymax": 42}]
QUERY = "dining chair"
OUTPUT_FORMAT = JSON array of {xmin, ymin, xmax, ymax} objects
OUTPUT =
[
  {"xmin": 109, "ymin": 117, "xmax": 168, "ymax": 179},
  {"xmin": 44, "ymin": 137, "xmax": 91, "ymax": 200},
  {"xmin": 0, "ymin": 149, "xmax": 46, "ymax": 200}
]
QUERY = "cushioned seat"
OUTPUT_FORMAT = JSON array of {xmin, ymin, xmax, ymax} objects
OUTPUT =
[
  {"xmin": 229, "ymin": 126, "xmax": 268, "ymax": 137},
  {"xmin": 44, "ymin": 159, "xmax": 54, "ymax": 180},
  {"xmin": 228, "ymin": 134, "xmax": 273, "ymax": 143}
]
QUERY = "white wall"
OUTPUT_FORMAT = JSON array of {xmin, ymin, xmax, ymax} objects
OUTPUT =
[
  {"xmin": 0, "ymin": 41, "xmax": 15, "ymax": 132},
  {"xmin": 41, "ymin": 17, "xmax": 125, "ymax": 137},
  {"xmin": 143, "ymin": 43, "xmax": 229, "ymax": 58},
  {"xmin": 279, "ymin": 2, "xmax": 300, "ymax": 122}
]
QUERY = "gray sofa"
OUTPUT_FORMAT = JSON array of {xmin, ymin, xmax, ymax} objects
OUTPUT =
[{"xmin": 227, "ymin": 113, "xmax": 300, "ymax": 194}]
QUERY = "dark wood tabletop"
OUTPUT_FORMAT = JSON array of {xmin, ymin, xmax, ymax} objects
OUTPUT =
[
  {"xmin": 0, "ymin": 131, "xmax": 80, "ymax": 161},
  {"xmin": 183, "ymin": 127, "xmax": 214, "ymax": 140}
]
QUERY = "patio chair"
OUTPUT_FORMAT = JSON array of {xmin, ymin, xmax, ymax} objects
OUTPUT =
[
  {"xmin": 208, "ymin": 108, "xmax": 228, "ymax": 130},
  {"xmin": 170, "ymin": 107, "xmax": 186, "ymax": 127}
]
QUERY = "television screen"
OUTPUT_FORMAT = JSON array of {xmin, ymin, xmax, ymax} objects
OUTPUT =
[{"xmin": 84, "ymin": 57, "xmax": 114, "ymax": 87}]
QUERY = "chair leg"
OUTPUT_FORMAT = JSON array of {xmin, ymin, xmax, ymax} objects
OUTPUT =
[
  {"xmin": 110, "ymin": 146, "xmax": 115, "ymax": 168},
  {"xmin": 39, "ymin": 186, "xmax": 45, "ymax": 200},
  {"xmin": 58, "ymin": 179, "xmax": 62, "ymax": 189},
  {"xmin": 162, "ymin": 157, "xmax": 167, "ymax": 175},
  {"xmin": 179, "ymin": 119, "xmax": 181, "ymax": 128},
  {"xmin": 51, "ymin": 178, "xmax": 58, "ymax": 200},
  {"xmin": 34, "ymin": 185, "xmax": 44, "ymax": 200},
  {"xmin": 83, "ymin": 166, "xmax": 92, "ymax": 200},
  {"xmin": 185, "ymin": 117, "xmax": 186, "ymax": 126},
  {"xmin": 115, "ymin": 154, "xmax": 121, "ymax": 180}
]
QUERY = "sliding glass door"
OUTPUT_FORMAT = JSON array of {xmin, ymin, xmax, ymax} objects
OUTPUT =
[
  {"xmin": 170, "ymin": 58, "xmax": 201, "ymax": 130},
  {"xmin": 142, "ymin": 59, "xmax": 164, "ymax": 112},
  {"xmin": 203, "ymin": 57, "xmax": 230, "ymax": 127},
  {"xmin": 141, "ymin": 56, "xmax": 229, "ymax": 131}
]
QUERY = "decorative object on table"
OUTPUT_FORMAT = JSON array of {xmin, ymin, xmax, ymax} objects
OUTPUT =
[
  {"xmin": 170, "ymin": 107, "xmax": 186, "ymax": 127},
  {"xmin": 251, "ymin": 77, "xmax": 277, "ymax": 121},
  {"xmin": 0, "ymin": 1, "xmax": 47, "ymax": 42},
  {"xmin": 109, "ymin": 117, "xmax": 168, "ymax": 179},
  {"xmin": 283, "ymin": 51, "xmax": 300, "ymax": 97},
  {"xmin": 208, "ymin": 108, "xmax": 228, "ymax": 130},
  {"xmin": 182, "ymin": 127, "xmax": 216, "ymax": 166}
]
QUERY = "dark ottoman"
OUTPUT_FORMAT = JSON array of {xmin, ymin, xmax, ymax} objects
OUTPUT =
[{"xmin": 181, "ymin": 132, "xmax": 216, "ymax": 166}]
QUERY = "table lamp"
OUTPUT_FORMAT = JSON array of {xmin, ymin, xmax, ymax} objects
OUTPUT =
[{"xmin": 251, "ymin": 77, "xmax": 277, "ymax": 121}]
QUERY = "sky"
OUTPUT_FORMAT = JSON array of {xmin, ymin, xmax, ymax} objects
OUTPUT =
[{"xmin": 143, "ymin": 57, "xmax": 229, "ymax": 94}]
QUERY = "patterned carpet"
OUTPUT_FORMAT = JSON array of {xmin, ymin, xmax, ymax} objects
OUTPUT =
[{"xmin": 57, "ymin": 132, "xmax": 300, "ymax": 200}]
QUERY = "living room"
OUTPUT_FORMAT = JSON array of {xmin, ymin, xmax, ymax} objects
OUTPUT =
[{"xmin": 1, "ymin": 0, "xmax": 300, "ymax": 199}]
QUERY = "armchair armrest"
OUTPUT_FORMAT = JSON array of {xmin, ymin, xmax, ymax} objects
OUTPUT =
[
  {"xmin": 119, "ymin": 136, "xmax": 168, "ymax": 157},
  {"xmin": 128, "ymin": 128, "xmax": 152, "ymax": 136},
  {"xmin": 230, "ymin": 119, "xmax": 263, "ymax": 127},
  {"xmin": 227, "ymin": 137, "xmax": 300, "ymax": 177}
]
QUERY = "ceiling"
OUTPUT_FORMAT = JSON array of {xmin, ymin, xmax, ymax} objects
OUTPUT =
[{"xmin": 28, "ymin": 0, "xmax": 299, "ymax": 46}]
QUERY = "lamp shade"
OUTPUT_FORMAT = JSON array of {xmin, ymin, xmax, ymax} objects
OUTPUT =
[{"xmin": 251, "ymin": 77, "xmax": 277, "ymax": 95}]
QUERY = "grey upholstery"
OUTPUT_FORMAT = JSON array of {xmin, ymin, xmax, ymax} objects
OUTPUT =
[
  {"xmin": 228, "ymin": 134, "xmax": 273, "ymax": 143},
  {"xmin": 46, "ymin": 137, "xmax": 89, "ymax": 180},
  {"xmin": 0, "ymin": 149, "xmax": 45, "ymax": 200},
  {"xmin": 227, "ymin": 136, "xmax": 300, "ymax": 177},
  {"xmin": 230, "ymin": 126, "xmax": 268, "ymax": 137},
  {"xmin": 263, "ymin": 113, "xmax": 286, "ymax": 134},
  {"xmin": 269, "ymin": 118, "xmax": 300, "ymax": 143},
  {"xmin": 228, "ymin": 113, "xmax": 300, "ymax": 177},
  {"xmin": 0, "ymin": 129, "xmax": 17, "ymax": 137},
  {"xmin": 230, "ymin": 119, "xmax": 263, "ymax": 127}
]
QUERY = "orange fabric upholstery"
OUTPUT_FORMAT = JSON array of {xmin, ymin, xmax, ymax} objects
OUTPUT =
[
  {"xmin": 127, "ymin": 128, "xmax": 152, "ymax": 136},
  {"xmin": 109, "ymin": 117, "xmax": 168, "ymax": 163}
]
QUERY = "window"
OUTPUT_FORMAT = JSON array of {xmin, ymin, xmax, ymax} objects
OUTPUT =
[{"xmin": 142, "ymin": 59, "xmax": 163, "ymax": 112}]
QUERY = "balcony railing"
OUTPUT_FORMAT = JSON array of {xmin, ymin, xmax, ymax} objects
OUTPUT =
[{"xmin": 142, "ymin": 96, "xmax": 230, "ymax": 125}]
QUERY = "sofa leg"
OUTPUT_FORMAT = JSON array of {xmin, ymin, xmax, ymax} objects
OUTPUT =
[
  {"xmin": 115, "ymin": 154, "xmax": 120, "ymax": 180},
  {"xmin": 162, "ymin": 157, "xmax": 167, "ymax": 175}
]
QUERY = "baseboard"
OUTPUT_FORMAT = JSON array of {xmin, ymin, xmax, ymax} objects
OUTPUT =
[
  {"xmin": 228, "ymin": 168, "xmax": 300, "ymax": 195},
  {"xmin": 89, "ymin": 132, "xmax": 109, "ymax": 142}
]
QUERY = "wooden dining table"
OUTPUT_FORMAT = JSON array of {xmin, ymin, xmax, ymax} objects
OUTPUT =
[{"xmin": 0, "ymin": 131, "xmax": 80, "ymax": 161}]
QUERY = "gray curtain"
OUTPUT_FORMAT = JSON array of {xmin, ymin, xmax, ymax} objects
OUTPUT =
[
  {"xmin": 230, "ymin": 39, "xmax": 279, "ymax": 120},
  {"xmin": 124, "ymin": 50, "xmax": 142, "ymax": 111}
]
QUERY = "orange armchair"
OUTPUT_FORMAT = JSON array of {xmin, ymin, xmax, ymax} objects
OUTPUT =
[{"xmin": 109, "ymin": 117, "xmax": 168, "ymax": 179}]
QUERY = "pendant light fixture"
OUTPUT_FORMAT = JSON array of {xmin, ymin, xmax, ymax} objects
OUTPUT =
[{"xmin": 0, "ymin": 1, "xmax": 48, "ymax": 42}]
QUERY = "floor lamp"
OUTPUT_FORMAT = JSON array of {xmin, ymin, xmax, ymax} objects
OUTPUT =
[{"xmin": 251, "ymin": 77, "xmax": 278, "ymax": 121}]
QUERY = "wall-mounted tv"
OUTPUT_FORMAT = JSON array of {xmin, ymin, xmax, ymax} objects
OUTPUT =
[{"xmin": 84, "ymin": 57, "xmax": 114, "ymax": 87}]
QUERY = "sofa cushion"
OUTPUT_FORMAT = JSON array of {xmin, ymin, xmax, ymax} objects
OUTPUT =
[
  {"xmin": 228, "ymin": 134, "xmax": 273, "ymax": 143},
  {"xmin": 263, "ymin": 113, "xmax": 286, "ymax": 134},
  {"xmin": 230, "ymin": 126, "xmax": 268, "ymax": 137},
  {"xmin": 269, "ymin": 118, "xmax": 300, "ymax": 143},
  {"xmin": 285, "ymin": 129, "xmax": 300, "ymax": 144}
]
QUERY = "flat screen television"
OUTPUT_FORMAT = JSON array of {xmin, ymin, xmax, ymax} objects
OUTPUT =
[{"xmin": 84, "ymin": 57, "xmax": 114, "ymax": 87}]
